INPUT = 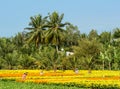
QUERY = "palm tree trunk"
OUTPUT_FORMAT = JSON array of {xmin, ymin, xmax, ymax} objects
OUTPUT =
[
  {"xmin": 88, "ymin": 68, "xmax": 92, "ymax": 74},
  {"xmin": 53, "ymin": 64, "xmax": 57, "ymax": 72},
  {"xmin": 56, "ymin": 45, "xmax": 58, "ymax": 52},
  {"xmin": 8, "ymin": 62, "xmax": 12, "ymax": 69},
  {"xmin": 103, "ymin": 60, "xmax": 104, "ymax": 70},
  {"xmin": 109, "ymin": 62, "xmax": 111, "ymax": 70}
]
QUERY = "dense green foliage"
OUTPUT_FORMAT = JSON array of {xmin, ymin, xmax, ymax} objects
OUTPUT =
[
  {"xmin": 0, "ymin": 11, "xmax": 120, "ymax": 71},
  {"xmin": 0, "ymin": 80, "xmax": 86, "ymax": 89}
]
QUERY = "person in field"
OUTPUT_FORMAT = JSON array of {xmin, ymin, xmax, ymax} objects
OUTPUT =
[
  {"xmin": 40, "ymin": 70, "xmax": 44, "ymax": 75},
  {"xmin": 75, "ymin": 68, "xmax": 79, "ymax": 74},
  {"xmin": 22, "ymin": 72, "xmax": 28, "ymax": 80}
]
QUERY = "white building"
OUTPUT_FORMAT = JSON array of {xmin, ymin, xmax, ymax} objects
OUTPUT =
[{"xmin": 66, "ymin": 51, "xmax": 74, "ymax": 56}]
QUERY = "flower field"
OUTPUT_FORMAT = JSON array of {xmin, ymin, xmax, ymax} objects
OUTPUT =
[{"xmin": 0, "ymin": 70, "xmax": 120, "ymax": 88}]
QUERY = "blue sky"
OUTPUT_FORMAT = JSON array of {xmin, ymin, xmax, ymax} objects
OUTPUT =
[{"xmin": 0, "ymin": 0, "xmax": 120, "ymax": 37}]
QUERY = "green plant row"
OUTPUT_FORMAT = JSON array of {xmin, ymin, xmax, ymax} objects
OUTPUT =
[
  {"xmin": 1, "ymin": 79, "xmax": 120, "ymax": 89},
  {"xmin": 0, "ymin": 79, "xmax": 87, "ymax": 89}
]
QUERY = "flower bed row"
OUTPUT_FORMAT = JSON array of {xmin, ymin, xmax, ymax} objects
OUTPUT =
[{"xmin": 1, "ymin": 70, "xmax": 120, "ymax": 88}]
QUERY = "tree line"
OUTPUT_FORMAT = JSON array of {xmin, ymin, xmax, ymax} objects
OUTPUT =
[{"xmin": 0, "ymin": 11, "xmax": 120, "ymax": 72}]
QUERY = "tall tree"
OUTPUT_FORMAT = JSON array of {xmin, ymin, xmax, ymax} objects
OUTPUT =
[
  {"xmin": 25, "ymin": 14, "xmax": 47, "ymax": 48},
  {"xmin": 65, "ymin": 24, "xmax": 80, "ymax": 46},
  {"xmin": 112, "ymin": 28, "xmax": 120, "ymax": 46},
  {"xmin": 113, "ymin": 28, "xmax": 120, "ymax": 39},
  {"xmin": 99, "ymin": 31, "xmax": 111, "ymax": 46},
  {"xmin": 73, "ymin": 39, "xmax": 102, "ymax": 73},
  {"xmin": 45, "ymin": 11, "xmax": 69, "ymax": 52},
  {"xmin": 88, "ymin": 29, "xmax": 98, "ymax": 40}
]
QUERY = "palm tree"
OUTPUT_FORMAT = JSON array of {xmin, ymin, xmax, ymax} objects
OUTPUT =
[
  {"xmin": 18, "ymin": 54, "xmax": 36, "ymax": 69},
  {"xmin": 45, "ymin": 11, "xmax": 69, "ymax": 52},
  {"xmin": 5, "ymin": 50, "xmax": 19, "ymax": 69},
  {"xmin": 113, "ymin": 28, "xmax": 120, "ymax": 39},
  {"xmin": 12, "ymin": 32, "xmax": 25, "ymax": 50},
  {"xmin": 25, "ymin": 14, "xmax": 47, "ymax": 48}
]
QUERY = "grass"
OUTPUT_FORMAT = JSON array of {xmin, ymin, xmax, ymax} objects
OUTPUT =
[{"xmin": 0, "ymin": 80, "xmax": 89, "ymax": 89}]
